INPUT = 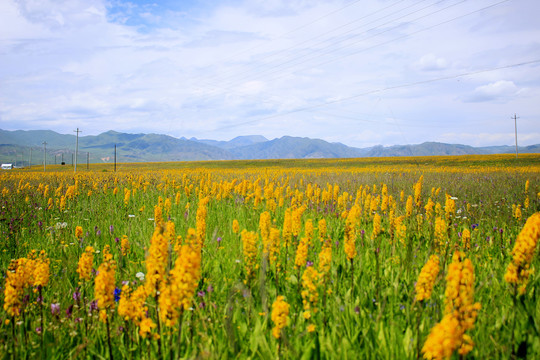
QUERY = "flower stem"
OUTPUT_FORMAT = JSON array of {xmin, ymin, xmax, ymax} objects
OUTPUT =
[{"xmin": 106, "ymin": 314, "xmax": 114, "ymax": 360}]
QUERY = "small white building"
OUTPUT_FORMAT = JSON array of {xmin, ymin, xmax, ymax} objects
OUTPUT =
[{"xmin": 1, "ymin": 163, "xmax": 13, "ymax": 170}]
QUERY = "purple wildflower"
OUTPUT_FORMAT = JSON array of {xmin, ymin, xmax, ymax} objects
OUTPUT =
[
  {"xmin": 89, "ymin": 300, "xmax": 98, "ymax": 312},
  {"xmin": 73, "ymin": 290, "xmax": 81, "ymax": 302},
  {"xmin": 51, "ymin": 303, "xmax": 60, "ymax": 316},
  {"xmin": 66, "ymin": 304, "xmax": 73, "ymax": 318}
]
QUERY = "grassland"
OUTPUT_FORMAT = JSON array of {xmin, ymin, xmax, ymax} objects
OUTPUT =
[{"xmin": 1, "ymin": 153, "xmax": 539, "ymax": 359}]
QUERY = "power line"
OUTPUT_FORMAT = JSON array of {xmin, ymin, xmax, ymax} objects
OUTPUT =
[
  {"xmin": 217, "ymin": 0, "xmax": 502, "ymax": 91},
  {"xmin": 184, "ymin": 0, "xmax": 370, "ymax": 85},
  {"xmin": 194, "ymin": 0, "xmax": 442, "ymax": 96},
  {"xmin": 210, "ymin": 59, "xmax": 540, "ymax": 131},
  {"xmin": 204, "ymin": 0, "xmax": 417, "ymax": 87},
  {"xmin": 192, "ymin": 0, "xmax": 510, "ymax": 104}
]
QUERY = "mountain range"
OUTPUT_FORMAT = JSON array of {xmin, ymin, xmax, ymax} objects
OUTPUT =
[{"xmin": 1, "ymin": 129, "xmax": 538, "ymax": 166}]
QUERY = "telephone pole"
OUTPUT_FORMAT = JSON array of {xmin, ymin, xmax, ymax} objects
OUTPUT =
[
  {"xmin": 42, "ymin": 142, "xmax": 47, "ymax": 171},
  {"xmin": 513, "ymin": 114, "xmax": 519, "ymax": 159},
  {"xmin": 74, "ymin": 128, "xmax": 81, "ymax": 173}
]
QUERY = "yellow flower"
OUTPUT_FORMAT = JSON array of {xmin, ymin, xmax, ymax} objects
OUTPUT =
[
  {"xmin": 77, "ymin": 246, "xmax": 95, "ymax": 281},
  {"xmin": 461, "ymin": 229, "xmax": 471, "ymax": 250},
  {"xmin": 304, "ymin": 219, "xmax": 314, "ymax": 246},
  {"xmin": 434, "ymin": 217, "xmax": 447, "ymax": 252},
  {"xmin": 154, "ymin": 205, "xmax": 163, "ymax": 228},
  {"xmin": 3, "ymin": 259, "xmax": 30, "ymax": 317},
  {"xmin": 145, "ymin": 227, "xmax": 169, "ymax": 296},
  {"xmin": 344, "ymin": 205, "xmax": 360, "ymax": 261},
  {"xmin": 318, "ymin": 218, "xmax": 327, "ymax": 243},
  {"xmin": 259, "ymin": 211, "xmax": 271, "ymax": 256},
  {"xmin": 307, "ymin": 324, "xmax": 316, "ymax": 333},
  {"xmin": 415, "ymin": 255, "xmax": 439, "ymax": 302},
  {"xmin": 406, "ymin": 196, "xmax": 413, "ymax": 217},
  {"xmin": 318, "ymin": 245, "xmax": 332, "ymax": 280},
  {"xmin": 292, "ymin": 205, "xmax": 306, "ymax": 238},
  {"xmin": 232, "ymin": 219, "xmax": 240, "ymax": 234},
  {"xmin": 121, "ymin": 235, "xmax": 130, "ymax": 256},
  {"xmin": 371, "ymin": 212, "xmax": 381, "ymax": 240},
  {"xmin": 94, "ymin": 252, "xmax": 116, "ymax": 320},
  {"xmin": 139, "ymin": 316, "xmax": 157, "ymax": 338},
  {"xmin": 268, "ymin": 227, "xmax": 281, "ymax": 267},
  {"xmin": 414, "ymin": 175, "xmax": 424, "ymax": 207},
  {"xmin": 124, "ymin": 188, "xmax": 131, "ymax": 206},
  {"xmin": 33, "ymin": 251, "xmax": 50, "ymax": 287},
  {"xmin": 301, "ymin": 267, "xmax": 319, "ymax": 315},
  {"xmin": 196, "ymin": 196, "xmax": 209, "ymax": 247},
  {"xmin": 241, "ymin": 230, "xmax": 258, "ymax": 281},
  {"xmin": 422, "ymin": 251, "xmax": 480, "ymax": 359},
  {"xmin": 445, "ymin": 194, "xmax": 455, "ymax": 221},
  {"xmin": 283, "ymin": 208, "xmax": 293, "ymax": 246},
  {"xmin": 294, "ymin": 237, "xmax": 309, "ymax": 269},
  {"xmin": 271, "ymin": 295, "xmax": 290, "ymax": 339},
  {"xmin": 425, "ymin": 198, "xmax": 435, "ymax": 222},
  {"xmin": 75, "ymin": 226, "xmax": 83, "ymax": 239},
  {"xmin": 169, "ymin": 239, "xmax": 202, "ymax": 312},
  {"xmin": 504, "ymin": 212, "xmax": 540, "ymax": 294}
]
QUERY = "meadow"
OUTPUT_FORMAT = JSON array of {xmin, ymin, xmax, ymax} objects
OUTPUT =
[{"xmin": 0, "ymin": 153, "xmax": 539, "ymax": 359}]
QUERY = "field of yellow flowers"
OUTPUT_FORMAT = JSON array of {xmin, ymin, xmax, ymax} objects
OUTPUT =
[{"xmin": 1, "ymin": 154, "xmax": 539, "ymax": 359}]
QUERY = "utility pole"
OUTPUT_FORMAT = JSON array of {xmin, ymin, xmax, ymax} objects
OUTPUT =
[
  {"xmin": 74, "ymin": 128, "xmax": 81, "ymax": 173},
  {"xmin": 114, "ymin": 144, "xmax": 117, "ymax": 172},
  {"xmin": 42, "ymin": 142, "xmax": 47, "ymax": 171},
  {"xmin": 87, "ymin": 152, "xmax": 89, "ymax": 170},
  {"xmin": 29, "ymin": 148, "xmax": 32, "ymax": 168},
  {"xmin": 513, "ymin": 113, "xmax": 519, "ymax": 159}
]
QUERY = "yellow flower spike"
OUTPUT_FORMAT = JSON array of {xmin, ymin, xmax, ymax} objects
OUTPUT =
[
  {"xmin": 94, "ymin": 252, "xmax": 116, "ymax": 322},
  {"xmin": 301, "ymin": 266, "xmax": 320, "ymax": 316},
  {"xmin": 75, "ymin": 226, "xmax": 83, "ymax": 239},
  {"xmin": 271, "ymin": 296, "xmax": 290, "ymax": 339},
  {"xmin": 232, "ymin": 219, "xmax": 240, "ymax": 234},
  {"xmin": 241, "ymin": 230, "xmax": 258, "ymax": 282},
  {"xmin": 422, "ymin": 251, "xmax": 480, "ymax": 359},
  {"xmin": 504, "ymin": 212, "xmax": 540, "ymax": 294},
  {"xmin": 415, "ymin": 255, "xmax": 440, "ymax": 302},
  {"xmin": 77, "ymin": 246, "xmax": 95, "ymax": 281}
]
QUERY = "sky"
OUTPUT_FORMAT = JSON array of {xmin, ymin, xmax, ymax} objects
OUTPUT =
[{"xmin": 1, "ymin": 0, "xmax": 539, "ymax": 148}]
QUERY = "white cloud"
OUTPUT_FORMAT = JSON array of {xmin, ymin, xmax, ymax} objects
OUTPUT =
[
  {"xmin": 416, "ymin": 54, "xmax": 448, "ymax": 71},
  {"xmin": 463, "ymin": 80, "xmax": 525, "ymax": 103}
]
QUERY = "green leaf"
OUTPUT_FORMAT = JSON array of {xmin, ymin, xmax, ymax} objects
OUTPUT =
[
  {"xmin": 403, "ymin": 327, "xmax": 413, "ymax": 357},
  {"xmin": 289, "ymin": 274, "xmax": 298, "ymax": 285}
]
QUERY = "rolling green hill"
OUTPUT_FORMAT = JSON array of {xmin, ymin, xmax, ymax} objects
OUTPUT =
[{"xmin": 0, "ymin": 129, "xmax": 538, "ymax": 165}]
